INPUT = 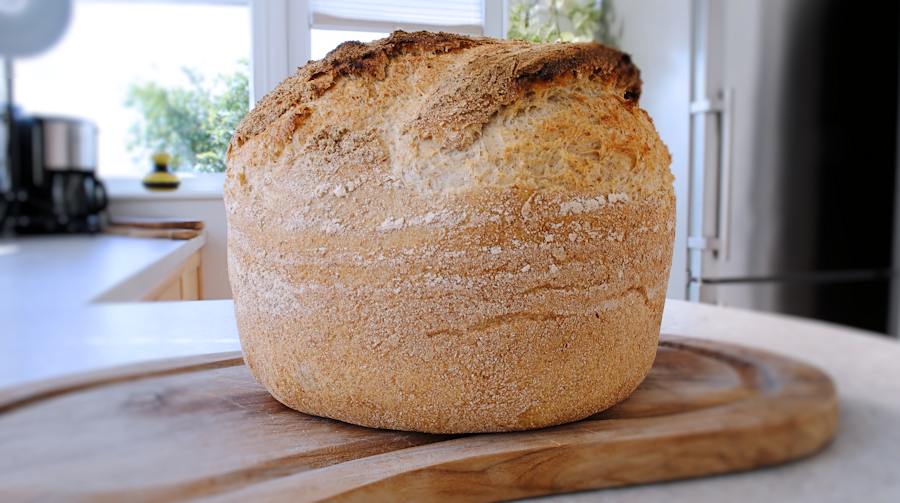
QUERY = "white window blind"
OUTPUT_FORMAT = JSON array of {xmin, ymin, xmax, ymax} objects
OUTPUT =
[{"xmin": 310, "ymin": 0, "xmax": 484, "ymax": 35}]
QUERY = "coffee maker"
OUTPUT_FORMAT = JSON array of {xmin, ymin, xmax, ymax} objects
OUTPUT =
[
  {"xmin": 3, "ymin": 110, "xmax": 107, "ymax": 234},
  {"xmin": 2, "ymin": 1, "xmax": 91, "ymax": 234}
]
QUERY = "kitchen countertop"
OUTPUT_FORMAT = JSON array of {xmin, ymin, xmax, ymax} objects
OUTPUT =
[
  {"xmin": 0, "ymin": 233, "xmax": 211, "ymax": 388},
  {"xmin": 0, "ymin": 300, "xmax": 240, "ymax": 388},
  {"xmin": 1, "ymin": 299, "xmax": 898, "ymax": 501},
  {"xmin": 0, "ymin": 234, "xmax": 206, "ymax": 306}
]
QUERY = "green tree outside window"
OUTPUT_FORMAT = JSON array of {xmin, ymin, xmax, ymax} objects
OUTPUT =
[
  {"xmin": 125, "ymin": 60, "xmax": 249, "ymax": 173},
  {"xmin": 508, "ymin": 0, "xmax": 621, "ymax": 46}
]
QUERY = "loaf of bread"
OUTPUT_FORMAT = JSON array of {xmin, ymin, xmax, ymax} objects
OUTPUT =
[{"xmin": 225, "ymin": 31, "xmax": 674, "ymax": 433}]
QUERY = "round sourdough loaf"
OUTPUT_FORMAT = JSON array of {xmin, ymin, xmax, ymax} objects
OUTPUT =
[{"xmin": 225, "ymin": 31, "xmax": 674, "ymax": 433}]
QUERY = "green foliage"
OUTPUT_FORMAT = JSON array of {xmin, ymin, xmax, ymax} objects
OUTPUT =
[
  {"xmin": 125, "ymin": 60, "xmax": 249, "ymax": 173},
  {"xmin": 507, "ymin": 0, "xmax": 621, "ymax": 46}
]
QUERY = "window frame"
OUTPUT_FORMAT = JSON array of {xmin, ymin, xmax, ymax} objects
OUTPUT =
[
  {"xmin": 250, "ymin": 0, "xmax": 507, "ymax": 103},
  {"xmin": 13, "ymin": 0, "xmax": 253, "ymax": 196},
  {"xmin": 104, "ymin": 0, "xmax": 506, "ymax": 198}
]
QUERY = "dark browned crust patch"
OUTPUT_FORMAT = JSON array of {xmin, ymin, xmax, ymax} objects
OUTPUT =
[{"xmin": 230, "ymin": 31, "xmax": 641, "ymax": 152}]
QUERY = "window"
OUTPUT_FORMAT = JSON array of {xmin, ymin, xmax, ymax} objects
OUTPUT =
[
  {"xmin": 308, "ymin": 0, "xmax": 484, "ymax": 59},
  {"xmin": 311, "ymin": 0, "xmax": 484, "ymax": 34},
  {"xmin": 252, "ymin": 0, "xmax": 504, "ymax": 102},
  {"xmin": 12, "ymin": 1, "xmax": 502, "ymax": 181},
  {"xmin": 14, "ymin": 0, "xmax": 251, "ymax": 177},
  {"xmin": 310, "ymin": 29, "xmax": 387, "ymax": 61}
]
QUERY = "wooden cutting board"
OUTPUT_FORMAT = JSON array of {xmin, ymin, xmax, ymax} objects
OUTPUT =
[
  {"xmin": 109, "ymin": 216, "xmax": 205, "ymax": 230},
  {"xmin": 0, "ymin": 336, "xmax": 837, "ymax": 502}
]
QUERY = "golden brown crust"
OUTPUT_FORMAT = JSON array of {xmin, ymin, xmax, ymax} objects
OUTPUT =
[
  {"xmin": 231, "ymin": 31, "xmax": 641, "ymax": 152},
  {"xmin": 225, "ymin": 32, "xmax": 673, "ymax": 434},
  {"xmin": 228, "ymin": 190, "xmax": 673, "ymax": 433}
]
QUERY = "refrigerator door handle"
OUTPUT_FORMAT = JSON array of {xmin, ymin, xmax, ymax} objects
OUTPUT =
[
  {"xmin": 688, "ymin": 87, "xmax": 734, "ymax": 260},
  {"xmin": 689, "ymin": 98, "xmax": 721, "ymax": 114},
  {"xmin": 719, "ymin": 88, "xmax": 734, "ymax": 260}
]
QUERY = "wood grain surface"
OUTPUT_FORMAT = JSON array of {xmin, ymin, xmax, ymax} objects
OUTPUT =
[
  {"xmin": 0, "ymin": 336, "xmax": 838, "ymax": 502},
  {"xmin": 109, "ymin": 217, "xmax": 205, "ymax": 230},
  {"xmin": 104, "ymin": 226, "xmax": 202, "ymax": 241}
]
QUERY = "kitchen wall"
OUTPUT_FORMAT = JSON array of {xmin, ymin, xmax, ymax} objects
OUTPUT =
[{"xmin": 616, "ymin": 0, "xmax": 692, "ymax": 300}]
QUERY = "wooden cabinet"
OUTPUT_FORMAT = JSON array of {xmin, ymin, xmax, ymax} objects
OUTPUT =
[{"xmin": 145, "ymin": 251, "xmax": 202, "ymax": 301}]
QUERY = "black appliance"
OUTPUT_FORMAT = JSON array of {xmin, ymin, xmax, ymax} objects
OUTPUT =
[{"xmin": 2, "ymin": 110, "xmax": 106, "ymax": 234}]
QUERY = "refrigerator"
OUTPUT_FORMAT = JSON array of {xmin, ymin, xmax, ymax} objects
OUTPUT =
[{"xmin": 687, "ymin": 0, "xmax": 899, "ymax": 333}]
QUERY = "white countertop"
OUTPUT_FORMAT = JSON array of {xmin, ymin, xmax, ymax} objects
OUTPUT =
[
  {"xmin": 0, "ymin": 234, "xmax": 205, "ymax": 305},
  {"xmin": 1, "ymin": 298, "xmax": 898, "ymax": 501},
  {"xmin": 0, "ymin": 300, "xmax": 240, "ymax": 388},
  {"xmin": 0, "ymin": 233, "xmax": 211, "ymax": 388}
]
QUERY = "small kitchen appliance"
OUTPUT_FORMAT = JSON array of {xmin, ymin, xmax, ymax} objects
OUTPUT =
[{"xmin": 3, "ymin": 112, "xmax": 106, "ymax": 234}]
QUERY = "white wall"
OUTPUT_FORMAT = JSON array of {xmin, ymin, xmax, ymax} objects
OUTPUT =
[
  {"xmin": 616, "ymin": 0, "xmax": 692, "ymax": 300},
  {"xmin": 109, "ymin": 197, "xmax": 231, "ymax": 299}
]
